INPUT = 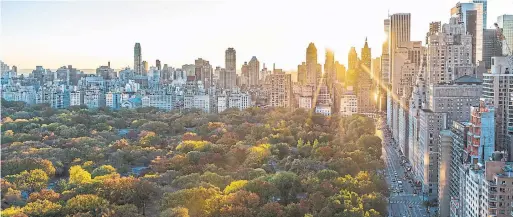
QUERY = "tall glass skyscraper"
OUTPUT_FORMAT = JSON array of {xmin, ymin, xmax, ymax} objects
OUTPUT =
[
  {"xmin": 472, "ymin": 0, "xmax": 487, "ymax": 27},
  {"xmin": 451, "ymin": 2, "xmax": 484, "ymax": 65},
  {"xmin": 497, "ymin": 14, "xmax": 513, "ymax": 55}
]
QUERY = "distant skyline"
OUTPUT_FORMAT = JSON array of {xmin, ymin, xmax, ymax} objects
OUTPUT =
[{"xmin": 1, "ymin": 0, "xmax": 512, "ymax": 72}]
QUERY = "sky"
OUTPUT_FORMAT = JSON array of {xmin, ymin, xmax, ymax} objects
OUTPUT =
[{"xmin": 1, "ymin": 0, "xmax": 512, "ymax": 72}]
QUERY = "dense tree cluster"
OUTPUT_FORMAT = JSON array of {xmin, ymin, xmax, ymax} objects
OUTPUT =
[{"xmin": 1, "ymin": 100, "xmax": 386, "ymax": 217}]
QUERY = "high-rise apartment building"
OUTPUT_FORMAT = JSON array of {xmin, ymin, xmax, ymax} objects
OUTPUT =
[
  {"xmin": 448, "ymin": 121, "xmax": 470, "ymax": 217},
  {"xmin": 451, "ymin": 2, "xmax": 484, "ymax": 65},
  {"xmin": 414, "ymin": 76, "xmax": 482, "ymax": 201},
  {"xmin": 195, "ymin": 58, "xmax": 213, "ymax": 89},
  {"xmin": 248, "ymin": 56, "xmax": 259, "ymax": 87},
  {"xmin": 387, "ymin": 13, "xmax": 411, "ymax": 132},
  {"xmin": 426, "ymin": 21, "xmax": 441, "ymax": 44},
  {"xmin": 391, "ymin": 41, "xmax": 423, "ymax": 143},
  {"xmin": 225, "ymin": 48, "xmax": 237, "ymax": 89},
  {"xmin": 324, "ymin": 49, "xmax": 335, "ymax": 84},
  {"xmin": 482, "ymin": 56, "xmax": 513, "ymax": 160},
  {"xmin": 240, "ymin": 62, "xmax": 249, "ymax": 87},
  {"xmin": 142, "ymin": 61, "xmax": 149, "ymax": 75},
  {"xmin": 427, "ymin": 17, "xmax": 474, "ymax": 85},
  {"xmin": 156, "ymin": 59, "xmax": 161, "ymax": 71},
  {"xmin": 134, "ymin": 43, "xmax": 142, "ymax": 75},
  {"xmin": 480, "ymin": 161, "xmax": 513, "ymax": 217},
  {"xmin": 298, "ymin": 62, "xmax": 306, "ymax": 84},
  {"xmin": 268, "ymin": 71, "xmax": 292, "ymax": 108}
]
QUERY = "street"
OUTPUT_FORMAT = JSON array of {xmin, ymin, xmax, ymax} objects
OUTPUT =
[{"xmin": 376, "ymin": 116, "xmax": 429, "ymax": 217}]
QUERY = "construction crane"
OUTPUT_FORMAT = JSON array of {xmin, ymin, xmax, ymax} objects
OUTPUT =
[{"xmin": 495, "ymin": 23, "xmax": 513, "ymax": 69}]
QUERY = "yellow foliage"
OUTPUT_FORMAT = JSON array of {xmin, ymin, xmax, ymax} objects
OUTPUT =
[
  {"xmin": 5, "ymin": 130, "xmax": 14, "ymax": 136},
  {"xmin": 1, "ymin": 206, "xmax": 24, "ymax": 217},
  {"xmin": 69, "ymin": 165, "xmax": 92, "ymax": 185},
  {"xmin": 176, "ymin": 140, "xmax": 210, "ymax": 153},
  {"xmin": 223, "ymin": 180, "xmax": 248, "ymax": 194}
]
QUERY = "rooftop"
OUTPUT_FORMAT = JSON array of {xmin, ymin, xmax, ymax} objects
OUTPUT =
[{"xmin": 452, "ymin": 75, "xmax": 482, "ymax": 84}]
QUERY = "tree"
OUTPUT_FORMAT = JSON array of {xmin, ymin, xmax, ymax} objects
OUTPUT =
[
  {"xmin": 245, "ymin": 179, "xmax": 279, "ymax": 203},
  {"xmin": 69, "ymin": 165, "xmax": 92, "ymax": 185},
  {"xmin": 1, "ymin": 206, "xmax": 26, "ymax": 217},
  {"xmin": 2, "ymin": 188, "xmax": 24, "ymax": 207},
  {"xmin": 91, "ymin": 165, "xmax": 117, "ymax": 178},
  {"xmin": 28, "ymin": 189, "xmax": 60, "ymax": 202},
  {"xmin": 270, "ymin": 172, "xmax": 302, "ymax": 204},
  {"xmin": 65, "ymin": 194, "xmax": 109, "ymax": 215},
  {"xmin": 160, "ymin": 207, "xmax": 190, "ymax": 217},
  {"xmin": 133, "ymin": 180, "xmax": 160, "ymax": 215},
  {"xmin": 161, "ymin": 187, "xmax": 221, "ymax": 217},
  {"xmin": 12, "ymin": 169, "xmax": 49, "ymax": 193},
  {"xmin": 356, "ymin": 135, "xmax": 382, "ymax": 159},
  {"xmin": 316, "ymin": 169, "xmax": 339, "ymax": 181},
  {"xmin": 1, "ymin": 158, "xmax": 56, "ymax": 177},
  {"xmin": 23, "ymin": 200, "xmax": 62, "ymax": 217},
  {"xmin": 257, "ymin": 202, "xmax": 285, "ymax": 217},
  {"xmin": 224, "ymin": 180, "xmax": 248, "ymax": 194}
]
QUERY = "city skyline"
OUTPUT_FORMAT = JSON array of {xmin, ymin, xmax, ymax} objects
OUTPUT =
[{"xmin": 2, "ymin": 0, "xmax": 511, "ymax": 72}]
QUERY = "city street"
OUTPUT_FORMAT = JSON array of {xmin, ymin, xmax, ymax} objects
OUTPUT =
[{"xmin": 376, "ymin": 116, "xmax": 429, "ymax": 217}]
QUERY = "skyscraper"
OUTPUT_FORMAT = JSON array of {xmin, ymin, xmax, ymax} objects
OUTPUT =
[
  {"xmin": 497, "ymin": 14, "xmax": 513, "ymax": 56},
  {"xmin": 248, "ymin": 56, "xmax": 260, "ymax": 87},
  {"xmin": 324, "ymin": 49, "xmax": 335, "ymax": 87},
  {"xmin": 451, "ymin": 2, "xmax": 484, "ymax": 65},
  {"xmin": 306, "ymin": 43, "xmax": 319, "ymax": 88},
  {"xmin": 426, "ymin": 21, "xmax": 441, "ymax": 44},
  {"xmin": 225, "ymin": 48, "xmax": 237, "ymax": 89},
  {"xmin": 348, "ymin": 47, "xmax": 358, "ymax": 71},
  {"xmin": 134, "ymin": 43, "xmax": 142, "ymax": 75},
  {"xmin": 357, "ymin": 38, "xmax": 374, "ymax": 114},
  {"xmin": 427, "ymin": 17, "xmax": 473, "ymax": 85},
  {"xmin": 195, "ymin": 58, "xmax": 213, "ymax": 89},
  {"xmin": 297, "ymin": 62, "xmax": 306, "ymax": 84},
  {"xmin": 389, "ymin": 13, "xmax": 411, "ymax": 96},
  {"xmin": 241, "ymin": 61, "xmax": 249, "ymax": 87},
  {"xmin": 142, "ymin": 61, "xmax": 149, "ymax": 75},
  {"xmin": 472, "ymin": 0, "xmax": 488, "ymax": 27},
  {"xmin": 361, "ymin": 38, "xmax": 371, "ymax": 69},
  {"xmin": 156, "ymin": 59, "xmax": 161, "ymax": 71},
  {"xmin": 483, "ymin": 29, "xmax": 503, "ymax": 69},
  {"xmin": 388, "ymin": 13, "xmax": 412, "ymax": 134},
  {"xmin": 383, "ymin": 18, "xmax": 392, "ymax": 124}
]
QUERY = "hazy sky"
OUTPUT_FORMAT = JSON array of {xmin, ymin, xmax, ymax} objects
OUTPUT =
[{"xmin": 1, "ymin": 0, "xmax": 512, "ymax": 71}]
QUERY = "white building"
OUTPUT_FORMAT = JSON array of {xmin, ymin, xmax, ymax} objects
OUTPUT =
[
  {"xmin": 1, "ymin": 84, "xmax": 36, "ymax": 105},
  {"xmin": 464, "ymin": 164, "xmax": 484, "ymax": 217},
  {"xmin": 427, "ymin": 17, "xmax": 474, "ymax": 85},
  {"xmin": 299, "ymin": 96, "xmax": 313, "ymax": 110},
  {"xmin": 142, "ymin": 91, "xmax": 174, "ymax": 111},
  {"xmin": 228, "ymin": 92, "xmax": 251, "ymax": 111},
  {"xmin": 315, "ymin": 105, "xmax": 331, "ymax": 116},
  {"xmin": 84, "ymin": 87, "xmax": 105, "ymax": 108},
  {"xmin": 35, "ymin": 85, "xmax": 70, "ymax": 109},
  {"xmin": 340, "ymin": 86, "xmax": 358, "ymax": 117},
  {"xmin": 217, "ymin": 94, "xmax": 228, "ymax": 113},
  {"xmin": 184, "ymin": 94, "xmax": 210, "ymax": 113},
  {"xmin": 69, "ymin": 89, "xmax": 83, "ymax": 106},
  {"xmin": 106, "ymin": 92, "xmax": 122, "ymax": 109}
]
